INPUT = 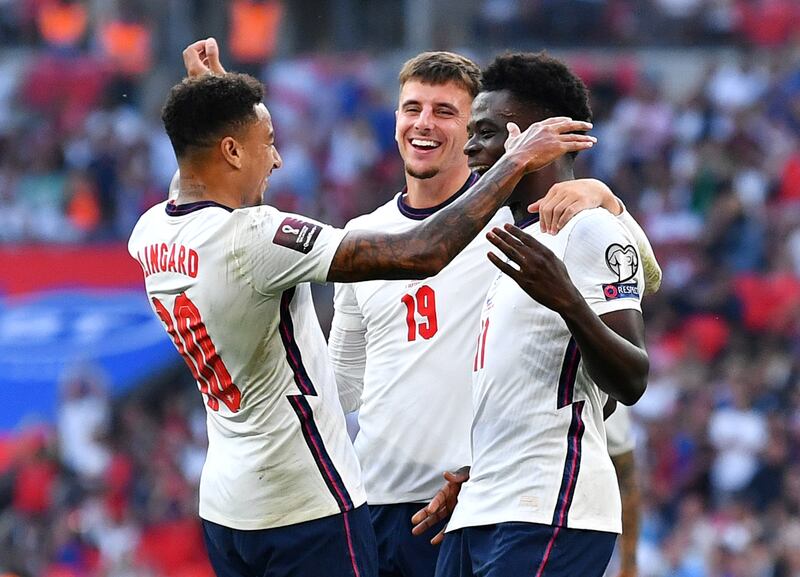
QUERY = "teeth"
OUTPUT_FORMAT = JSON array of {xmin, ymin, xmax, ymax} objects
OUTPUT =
[{"xmin": 411, "ymin": 139, "xmax": 439, "ymax": 148}]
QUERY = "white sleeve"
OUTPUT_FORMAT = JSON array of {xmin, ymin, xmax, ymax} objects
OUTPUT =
[
  {"xmin": 616, "ymin": 201, "xmax": 662, "ymax": 295},
  {"xmin": 233, "ymin": 206, "xmax": 346, "ymax": 294},
  {"xmin": 563, "ymin": 209, "xmax": 644, "ymax": 317},
  {"xmin": 605, "ymin": 403, "xmax": 635, "ymax": 457},
  {"xmin": 329, "ymin": 282, "xmax": 366, "ymax": 412}
]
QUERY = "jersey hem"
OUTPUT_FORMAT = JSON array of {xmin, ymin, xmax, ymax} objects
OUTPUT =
[
  {"xmin": 607, "ymin": 441, "xmax": 635, "ymax": 457},
  {"xmin": 590, "ymin": 298, "xmax": 642, "ymax": 317},
  {"xmin": 446, "ymin": 518, "xmax": 621, "ymax": 536},
  {"xmin": 199, "ymin": 495, "xmax": 367, "ymax": 530},
  {"xmin": 446, "ymin": 511, "xmax": 621, "ymax": 535},
  {"xmin": 364, "ymin": 491, "xmax": 437, "ymax": 505}
]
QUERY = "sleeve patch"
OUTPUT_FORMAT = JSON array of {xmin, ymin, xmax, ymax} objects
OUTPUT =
[
  {"xmin": 603, "ymin": 283, "xmax": 640, "ymax": 300},
  {"xmin": 273, "ymin": 217, "xmax": 321, "ymax": 254},
  {"xmin": 605, "ymin": 244, "xmax": 639, "ymax": 283}
]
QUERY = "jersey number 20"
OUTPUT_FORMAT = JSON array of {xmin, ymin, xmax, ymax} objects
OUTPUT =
[
  {"xmin": 400, "ymin": 285, "xmax": 438, "ymax": 341},
  {"xmin": 152, "ymin": 294, "xmax": 242, "ymax": 412}
]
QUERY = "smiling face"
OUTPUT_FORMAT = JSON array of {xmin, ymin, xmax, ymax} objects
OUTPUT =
[
  {"xmin": 239, "ymin": 103, "xmax": 282, "ymax": 207},
  {"xmin": 464, "ymin": 90, "xmax": 543, "ymax": 175},
  {"xmin": 395, "ymin": 80, "xmax": 473, "ymax": 180}
]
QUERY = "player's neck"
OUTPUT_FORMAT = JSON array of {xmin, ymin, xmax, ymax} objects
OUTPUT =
[
  {"xmin": 403, "ymin": 165, "xmax": 473, "ymax": 209},
  {"xmin": 173, "ymin": 164, "xmax": 239, "ymax": 209},
  {"xmin": 511, "ymin": 163, "xmax": 574, "ymax": 225}
]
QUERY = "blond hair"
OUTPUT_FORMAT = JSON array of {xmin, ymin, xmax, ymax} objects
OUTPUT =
[{"xmin": 398, "ymin": 51, "xmax": 481, "ymax": 98}]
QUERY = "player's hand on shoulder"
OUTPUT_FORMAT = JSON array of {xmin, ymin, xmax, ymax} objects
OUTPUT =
[
  {"xmin": 503, "ymin": 118, "xmax": 595, "ymax": 174},
  {"xmin": 183, "ymin": 37, "xmax": 227, "ymax": 78},
  {"xmin": 486, "ymin": 224, "xmax": 582, "ymax": 313},
  {"xmin": 531, "ymin": 178, "xmax": 622, "ymax": 235},
  {"xmin": 410, "ymin": 466, "xmax": 470, "ymax": 546}
]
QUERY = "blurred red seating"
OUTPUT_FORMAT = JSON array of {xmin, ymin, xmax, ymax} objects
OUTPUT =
[
  {"xmin": 136, "ymin": 518, "xmax": 214, "ymax": 577},
  {"xmin": 20, "ymin": 54, "xmax": 111, "ymax": 133}
]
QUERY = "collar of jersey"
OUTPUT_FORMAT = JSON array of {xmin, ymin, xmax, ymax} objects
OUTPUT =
[
  {"xmin": 516, "ymin": 212, "xmax": 541, "ymax": 230},
  {"xmin": 166, "ymin": 200, "xmax": 234, "ymax": 216},
  {"xmin": 397, "ymin": 172, "xmax": 480, "ymax": 220}
]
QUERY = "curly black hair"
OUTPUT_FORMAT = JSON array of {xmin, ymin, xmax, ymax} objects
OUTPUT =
[
  {"xmin": 481, "ymin": 52, "xmax": 592, "ymax": 123},
  {"xmin": 161, "ymin": 73, "xmax": 264, "ymax": 158}
]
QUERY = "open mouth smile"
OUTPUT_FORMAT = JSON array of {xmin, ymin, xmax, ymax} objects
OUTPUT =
[
  {"xmin": 409, "ymin": 138, "xmax": 442, "ymax": 151},
  {"xmin": 468, "ymin": 162, "xmax": 491, "ymax": 174}
]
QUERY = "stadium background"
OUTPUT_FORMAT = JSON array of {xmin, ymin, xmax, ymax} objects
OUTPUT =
[{"xmin": 2, "ymin": 0, "xmax": 799, "ymax": 575}]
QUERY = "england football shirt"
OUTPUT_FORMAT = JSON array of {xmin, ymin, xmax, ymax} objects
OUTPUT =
[
  {"xmin": 128, "ymin": 200, "xmax": 366, "ymax": 530},
  {"xmin": 329, "ymin": 174, "xmax": 513, "ymax": 504},
  {"xmin": 605, "ymin": 403, "xmax": 635, "ymax": 457},
  {"xmin": 448, "ymin": 207, "xmax": 645, "ymax": 534}
]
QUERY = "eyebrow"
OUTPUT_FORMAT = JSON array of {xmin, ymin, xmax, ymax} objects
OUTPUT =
[
  {"xmin": 400, "ymin": 99, "xmax": 460, "ymax": 113},
  {"xmin": 468, "ymin": 117, "xmax": 500, "ymax": 129}
]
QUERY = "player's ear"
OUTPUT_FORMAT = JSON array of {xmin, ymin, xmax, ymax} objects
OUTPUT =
[
  {"xmin": 220, "ymin": 136, "xmax": 243, "ymax": 169},
  {"xmin": 394, "ymin": 110, "xmax": 400, "ymax": 144}
]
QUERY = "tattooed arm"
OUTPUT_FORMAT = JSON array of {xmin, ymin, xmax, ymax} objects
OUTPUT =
[
  {"xmin": 178, "ymin": 41, "xmax": 596, "ymax": 285},
  {"xmin": 327, "ymin": 117, "xmax": 595, "ymax": 282}
]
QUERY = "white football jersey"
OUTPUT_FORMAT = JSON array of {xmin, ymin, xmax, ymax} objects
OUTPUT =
[
  {"xmin": 448, "ymin": 208, "xmax": 644, "ymax": 534},
  {"xmin": 330, "ymin": 175, "xmax": 513, "ymax": 504},
  {"xmin": 128, "ymin": 200, "xmax": 366, "ymax": 530},
  {"xmin": 605, "ymin": 403, "xmax": 635, "ymax": 457}
]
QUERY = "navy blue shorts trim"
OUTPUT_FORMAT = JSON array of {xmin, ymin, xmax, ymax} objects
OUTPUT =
[
  {"xmin": 202, "ymin": 504, "xmax": 377, "ymax": 577},
  {"xmin": 435, "ymin": 522, "xmax": 616, "ymax": 577},
  {"xmin": 369, "ymin": 503, "xmax": 446, "ymax": 577}
]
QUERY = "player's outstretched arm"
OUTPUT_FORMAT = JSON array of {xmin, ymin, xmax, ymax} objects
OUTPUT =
[
  {"xmin": 327, "ymin": 119, "xmax": 595, "ymax": 282},
  {"xmin": 530, "ymin": 179, "xmax": 662, "ymax": 295},
  {"xmin": 486, "ymin": 224, "xmax": 648, "ymax": 405},
  {"xmin": 410, "ymin": 466, "xmax": 470, "ymax": 545}
]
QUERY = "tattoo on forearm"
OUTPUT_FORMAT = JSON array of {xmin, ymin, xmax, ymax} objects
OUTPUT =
[{"xmin": 329, "ymin": 159, "xmax": 522, "ymax": 282}]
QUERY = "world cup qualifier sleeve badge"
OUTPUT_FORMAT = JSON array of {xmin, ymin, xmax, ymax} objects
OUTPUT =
[
  {"xmin": 603, "ymin": 244, "xmax": 640, "ymax": 301},
  {"xmin": 273, "ymin": 217, "xmax": 321, "ymax": 254}
]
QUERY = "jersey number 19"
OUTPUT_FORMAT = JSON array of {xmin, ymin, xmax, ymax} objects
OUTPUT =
[{"xmin": 400, "ymin": 285, "xmax": 438, "ymax": 341}]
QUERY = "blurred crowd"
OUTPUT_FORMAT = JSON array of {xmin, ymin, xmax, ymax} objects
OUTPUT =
[
  {"xmin": 583, "ymin": 45, "xmax": 800, "ymax": 577},
  {"xmin": 0, "ymin": 367, "xmax": 213, "ymax": 576},
  {"xmin": 4, "ymin": 1, "xmax": 800, "ymax": 577},
  {"xmin": 474, "ymin": 0, "xmax": 800, "ymax": 48}
]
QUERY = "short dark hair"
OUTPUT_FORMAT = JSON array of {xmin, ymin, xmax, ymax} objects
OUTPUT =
[
  {"xmin": 161, "ymin": 73, "xmax": 265, "ymax": 158},
  {"xmin": 481, "ymin": 52, "xmax": 592, "ymax": 123},
  {"xmin": 399, "ymin": 51, "xmax": 482, "ymax": 98}
]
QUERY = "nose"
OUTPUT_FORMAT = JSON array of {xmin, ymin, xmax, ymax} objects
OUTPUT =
[
  {"xmin": 463, "ymin": 134, "xmax": 480, "ymax": 156},
  {"xmin": 273, "ymin": 148, "xmax": 283, "ymax": 169},
  {"xmin": 414, "ymin": 107, "xmax": 434, "ymax": 132}
]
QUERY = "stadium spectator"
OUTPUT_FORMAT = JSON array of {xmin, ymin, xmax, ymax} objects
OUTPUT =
[
  {"xmin": 5, "ymin": 3, "xmax": 800, "ymax": 576},
  {"xmin": 228, "ymin": 0, "xmax": 283, "ymax": 76},
  {"xmin": 36, "ymin": 0, "xmax": 88, "ymax": 53}
]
